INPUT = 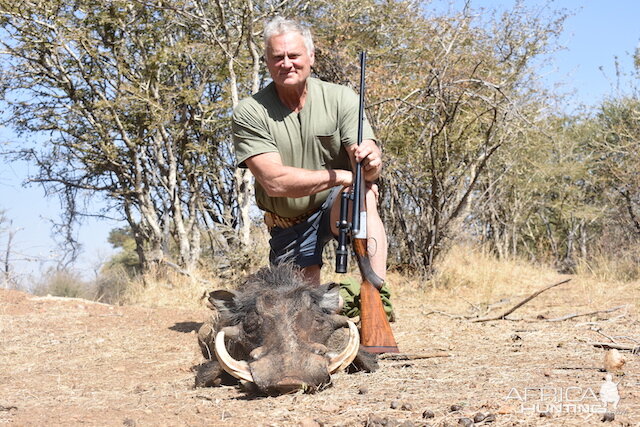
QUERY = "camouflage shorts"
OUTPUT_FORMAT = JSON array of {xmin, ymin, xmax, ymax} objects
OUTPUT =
[{"xmin": 339, "ymin": 277, "xmax": 395, "ymax": 322}]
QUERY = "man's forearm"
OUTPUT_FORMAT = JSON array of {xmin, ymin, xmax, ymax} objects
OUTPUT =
[
  {"xmin": 266, "ymin": 167, "xmax": 353, "ymax": 198},
  {"xmin": 245, "ymin": 153, "xmax": 353, "ymax": 198}
]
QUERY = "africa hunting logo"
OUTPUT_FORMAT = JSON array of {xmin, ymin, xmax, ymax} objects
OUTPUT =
[{"xmin": 505, "ymin": 375, "xmax": 622, "ymax": 414}]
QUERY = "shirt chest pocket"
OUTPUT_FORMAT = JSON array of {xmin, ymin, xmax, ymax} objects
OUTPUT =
[{"xmin": 315, "ymin": 128, "xmax": 343, "ymax": 167}]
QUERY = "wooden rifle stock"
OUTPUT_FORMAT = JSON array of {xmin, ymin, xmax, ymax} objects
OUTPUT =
[
  {"xmin": 353, "ymin": 239, "xmax": 399, "ymax": 353},
  {"xmin": 335, "ymin": 51, "xmax": 398, "ymax": 354}
]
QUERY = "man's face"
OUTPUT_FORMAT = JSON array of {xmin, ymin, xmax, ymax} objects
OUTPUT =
[{"xmin": 265, "ymin": 32, "xmax": 314, "ymax": 90}]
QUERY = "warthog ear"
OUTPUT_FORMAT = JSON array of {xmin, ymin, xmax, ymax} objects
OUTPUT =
[
  {"xmin": 319, "ymin": 282, "xmax": 341, "ymax": 313},
  {"xmin": 208, "ymin": 290, "xmax": 237, "ymax": 313}
]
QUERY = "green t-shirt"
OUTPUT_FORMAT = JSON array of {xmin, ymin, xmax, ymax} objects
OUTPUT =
[{"xmin": 232, "ymin": 77, "xmax": 376, "ymax": 218}]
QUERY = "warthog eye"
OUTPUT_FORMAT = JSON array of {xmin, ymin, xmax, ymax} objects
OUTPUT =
[{"xmin": 242, "ymin": 312, "xmax": 262, "ymax": 335}]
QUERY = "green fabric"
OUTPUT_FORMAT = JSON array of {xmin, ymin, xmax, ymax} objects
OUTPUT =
[
  {"xmin": 339, "ymin": 276, "xmax": 394, "ymax": 321},
  {"xmin": 232, "ymin": 77, "xmax": 376, "ymax": 218}
]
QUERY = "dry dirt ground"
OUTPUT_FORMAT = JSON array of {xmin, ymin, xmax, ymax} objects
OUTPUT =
[{"xmin": 1, "ymin": 274, "xmax": 639, "ymax": 426}]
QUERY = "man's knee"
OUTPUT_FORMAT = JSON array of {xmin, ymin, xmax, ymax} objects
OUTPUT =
[{"xmin": 364, "ymin": 183, "xmax": 380, "ymax": 207}]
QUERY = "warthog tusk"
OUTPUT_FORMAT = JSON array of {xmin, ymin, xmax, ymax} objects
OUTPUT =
[
  {"xmin": 328, "ymin": 321, "xmax": 360, "ymax": 373},
  {"xmin": 214, "ymin": 328, "xmax": 254, "ymax": 383}
]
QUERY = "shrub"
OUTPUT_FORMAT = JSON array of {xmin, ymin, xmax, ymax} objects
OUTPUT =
[{"xmin": 33, "ymin": 269, "xmax": 89, "ymax": 298}]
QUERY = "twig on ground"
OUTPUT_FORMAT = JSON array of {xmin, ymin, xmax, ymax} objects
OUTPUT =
[
  {"xmin": 485, "ymin": 297, "xmax": 511, "ymax": 311},
  {"xmin": 606, "ymin": 314, "xmax": 628, "ymax": 323},
  {"xmin": 545, "ymin": 305, "xmax": 627, "ymax": 322},
  {"xmin": 590, "ymin": 342, "xmax": 640, "ymax": 353},
  {"xmin": 194, "ymin": 395, "xmax": 216, "ymax": 401},
  {"xmin": 460, "ymin": 297, "xmax": 482, "ymax": 314},
  {"xmin": 422, "ymin": 310, "xmax": 468, "ymax": 319},
  {"xmin": 470, "ymin": 279, "xmax": 572, "ymax": 323},
  {"xmin": 380, "ymin": 352, "xmax": 451, "ymax": 360},
  {"xmin": 620, "ymin": 336, "xmax": 640, "ymax": 344},
  {"xmin": 554, "ymin": 366, "xmax": 604, "ymax": 371},
  {"xmin": 591, "ymin": 327, "xmax": 619, "ymax": 344}
]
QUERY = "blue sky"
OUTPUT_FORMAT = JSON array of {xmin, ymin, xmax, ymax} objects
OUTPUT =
[
  {"xmin": 1, "ymin": 0, "xmax": 639, "ymax": 283},
  {"xmin": 430, "ymin": 0, "xmax": 640, "ymax": 107}
]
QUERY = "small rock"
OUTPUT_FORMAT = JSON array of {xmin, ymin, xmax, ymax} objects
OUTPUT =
[
  {"xmin": 122, "ymin": 419, "xmax": 136, "ymax": 427},
  {"xmin": 367, "ymin": 414, "xmax": 385, "ymax": 426},
  {"xmin": 449, "ymin": 404, "xmax": 463, "ymax": 412},
  {"xmin": 604, "ymin": 349, "xmax": 626, "ymax": 372},
  {"xmin": 510, "ymin": 334, "xmax": 522, "ymax": 341},
  {"xmin": 539, "ymin": 411, "xmax": 551, "ymax": 418},
  {"xmin": 133, "ymin": 385, "xmax": 146, "ymax": 394},
  {"xmin": 422, "ymin": 410, "xmax": 435, "ymax": 419},
  {"xmin": 483, "ymin": 413, "xmax": 496, "ymax": 423},
  {"xmin": 400, "ymin": 403, "xmax": 413, "ymax": 411},
  {"xmin": 390, "ymin": 400, "xmax": 401, "ymax": 409},
  {"xmin": 602, "ymin": 412, "xmax": 615, "ymax": 422},
  {"xmin": 473, "ymin": 412, "xmax": 486, "ymax": 423},
  {"xmin": 359, "ymin": 386, "xmax": 369, "ymax": 395},
  {"xmin": 457, "ymin": 418, "xmax": 474, "ymax": 427}
]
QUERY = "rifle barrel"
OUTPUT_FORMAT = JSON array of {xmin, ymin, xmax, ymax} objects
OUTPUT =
[{"xmin": 352, "ymin": 51, "xmax": 366, "ymax": 236}]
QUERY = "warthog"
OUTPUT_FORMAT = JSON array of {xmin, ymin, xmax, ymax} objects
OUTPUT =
[{"xmin": 195, "ymin": 264, "xmax": 377, "ymax": 395}]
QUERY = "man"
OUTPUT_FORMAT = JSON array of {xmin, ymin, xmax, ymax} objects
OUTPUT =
[{"xmin": 232, "ymin": 17, "xmax": 390, "ymax": 308}]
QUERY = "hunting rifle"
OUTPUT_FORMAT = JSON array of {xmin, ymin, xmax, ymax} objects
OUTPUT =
[{"xmin": 335, "ymin": 51, "xmax": 399, "ymax": 354}]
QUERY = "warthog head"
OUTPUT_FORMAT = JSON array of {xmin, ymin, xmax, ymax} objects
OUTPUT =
[{"xmin": 207, "ymin": 264, "xmax": 359, "ymax": 395}]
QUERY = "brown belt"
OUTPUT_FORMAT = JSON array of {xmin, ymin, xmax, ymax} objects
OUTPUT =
[{"xmin": 264, "ymin": 208, "xmax": 319, "ymax": 231}]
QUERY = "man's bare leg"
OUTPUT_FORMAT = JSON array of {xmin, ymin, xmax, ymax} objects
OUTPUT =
[{"xmin": 363, "ymin": 185, "xmax": 387, "ymax": 281}]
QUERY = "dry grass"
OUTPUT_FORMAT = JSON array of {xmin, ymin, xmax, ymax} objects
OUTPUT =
[
  {"xmin": 114, "ymin": 242, "xmax": 638, "ymax": 317},
  {"xmin": 98, "ymin": 224, "xmax": 273, "ymax": 309},
  {"xmin": 403, "ymin": 244, "xmax": 639, "ymax": 318},
  {"xmin": 121, "ymin": 268, "xmax": 219, "ymax": 310},
  {"xmin": 575, "ymin": 247, "xmax": 640, "ymax": 283}
]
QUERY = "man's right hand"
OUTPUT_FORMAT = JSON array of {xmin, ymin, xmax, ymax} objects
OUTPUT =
[{"xmin": 353, "ymin": 139, "xmax": 382, "ymax": 182}]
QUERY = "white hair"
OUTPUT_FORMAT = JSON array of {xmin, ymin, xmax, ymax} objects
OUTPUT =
[{"xmin": 263, "ymin": 17, "xmax": 315, "ymax": 56}]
